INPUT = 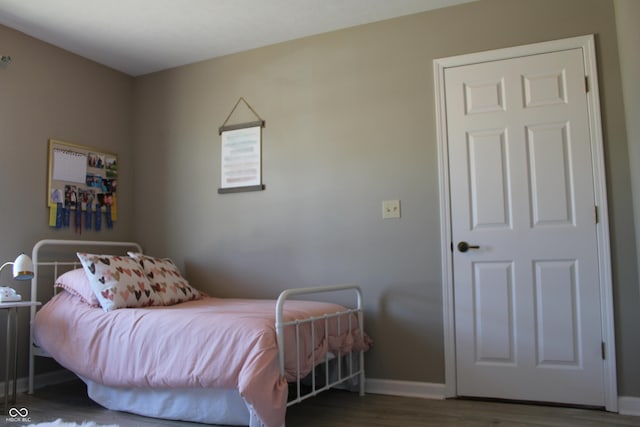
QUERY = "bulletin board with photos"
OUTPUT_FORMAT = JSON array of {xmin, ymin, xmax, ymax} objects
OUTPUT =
[{"xmin": 47, "ymin": 139, "xmax": 118, "ymax": 229}]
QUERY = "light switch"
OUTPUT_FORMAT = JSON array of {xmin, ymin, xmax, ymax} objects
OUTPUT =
[{"xmin": 382, "ymin": 200, "xmax": 401, "ymax": 219}]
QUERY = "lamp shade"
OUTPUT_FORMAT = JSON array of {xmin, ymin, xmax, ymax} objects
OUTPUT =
[{"xmin": 12, "ymin": 253, "xmax": 34, "ymax": 280}]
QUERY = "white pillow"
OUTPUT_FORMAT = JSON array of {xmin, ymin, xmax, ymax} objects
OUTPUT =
[
  {"xmin": 77, "ymin": 253, "xmax": 159, "ymax": 311},
  {"xmin": 128, "ymin": 252, "xmax": 201, "ymax": 306}
]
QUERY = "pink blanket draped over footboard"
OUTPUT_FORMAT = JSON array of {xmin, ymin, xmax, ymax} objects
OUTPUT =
[{"xmin": 34, "ymin": 292, "xmax": 370, "ymax": 427}]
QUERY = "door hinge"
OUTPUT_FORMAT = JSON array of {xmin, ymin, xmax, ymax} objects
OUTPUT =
[
  {"xmin": 585, "ymin": 76, "xmax": 589, "ymax": 93},
  {"xmin": 594, "ymin": 205, "xmax": 599, "ymax": 224},
  {"xmin": 601, "ymin": 342, "xmax": 606, "ymax": 360}
]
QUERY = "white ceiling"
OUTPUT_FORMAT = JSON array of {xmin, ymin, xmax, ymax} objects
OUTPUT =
[{"xmin": 0, "ymin": 0, "xmax": 475, "ymax": 76}]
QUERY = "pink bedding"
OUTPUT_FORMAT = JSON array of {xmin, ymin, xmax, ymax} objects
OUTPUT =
[{"xmin": 34, "ymin": 292, "xmax": 370, "ymax": 427}]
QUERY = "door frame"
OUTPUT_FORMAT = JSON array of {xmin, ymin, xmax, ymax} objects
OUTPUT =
[{"xmin": 433, "ymin": 34, "xmax": 618, "ymax": 411}]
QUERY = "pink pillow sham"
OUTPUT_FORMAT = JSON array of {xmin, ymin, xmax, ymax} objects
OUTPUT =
[{"xmin": 54, "ymin": 268, "xmax": 100, "ymax": 307}]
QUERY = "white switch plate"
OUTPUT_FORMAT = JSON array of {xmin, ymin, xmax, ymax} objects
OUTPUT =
[{"xmin": 382, "ymin": 200, "xmax": 401, "ymax": 219}]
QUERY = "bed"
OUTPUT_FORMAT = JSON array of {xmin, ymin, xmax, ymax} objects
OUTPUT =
[{"xmin": 27, "ymin": 239, "xmax": 370, "ymax": 427}]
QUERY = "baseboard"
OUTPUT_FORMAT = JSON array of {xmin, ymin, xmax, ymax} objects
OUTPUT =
[
  {"xmin": 619, "ymin": 396, "xmax": 640, "ymax": 416},
  {"xmin": 365, "ymin": 378, "xmax": 446, "ymax": 399},
  {"xmin": 365, "ymin": 380, "xmax": 639, "ymax": 417},
  {"xmin": 0, "ymin": 369, "xmax": 76, "ymax": 398}
]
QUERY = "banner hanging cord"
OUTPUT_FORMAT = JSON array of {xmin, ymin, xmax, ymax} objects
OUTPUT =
[{"xmin": 220, "ymin": 97, "xmax": 264, "ymax": 130}]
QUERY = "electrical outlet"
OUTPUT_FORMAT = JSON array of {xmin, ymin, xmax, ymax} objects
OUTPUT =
[{"xmin": 382, "ymin": 200, "xmax": 401, "ymax": 219}]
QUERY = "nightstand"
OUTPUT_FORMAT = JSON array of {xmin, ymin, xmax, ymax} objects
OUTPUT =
[{"xmin": 1, "ymin": 301, "xmax": 40, "ymax": 414}]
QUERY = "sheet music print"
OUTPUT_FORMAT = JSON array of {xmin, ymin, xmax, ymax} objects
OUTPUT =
[{"xmin": 220, "ymin": 126, "xmax": 261, "ymax": 188}]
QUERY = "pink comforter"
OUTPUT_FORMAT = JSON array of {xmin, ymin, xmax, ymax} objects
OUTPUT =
[{"xmin": 34, "ymin": 292, "xmax": 370, "ymax": 427}]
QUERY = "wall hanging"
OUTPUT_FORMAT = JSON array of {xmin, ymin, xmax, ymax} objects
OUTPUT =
[
  {"xmin": 218, "ymin": 97, "xmax": 265, "ymax": 194},
  {"xmin": 47, "ymin": 139, "xmax": 117, "ymax": 232}
]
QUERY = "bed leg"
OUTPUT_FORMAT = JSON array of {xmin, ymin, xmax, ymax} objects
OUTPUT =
[
  {"xmin": 359, "ymin": 350, "xmax": 365, "ymax": 396},
  {"xmin": 28, "ymin": 339, "xmax": 34, "ymax": 394}
]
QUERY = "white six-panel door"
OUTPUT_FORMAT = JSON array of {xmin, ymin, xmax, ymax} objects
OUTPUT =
[{"xmin": 444, "ymin": 48, "xmax": 606, "ymax": 406}]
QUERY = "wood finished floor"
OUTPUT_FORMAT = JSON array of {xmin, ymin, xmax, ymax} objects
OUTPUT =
[{"xmin": 11, "ymin": 380, "xmax": 639, "ymax": 427}]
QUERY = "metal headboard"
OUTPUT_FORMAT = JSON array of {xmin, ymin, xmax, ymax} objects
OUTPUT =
[{"xmin": 28, "ymin": 239, "xmax": 142, "ymax": 394}]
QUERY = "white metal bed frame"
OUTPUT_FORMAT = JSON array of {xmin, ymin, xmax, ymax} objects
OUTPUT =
[{"xmin": 28, "ymin": 239, "xmax": 366, "ymax": 424}]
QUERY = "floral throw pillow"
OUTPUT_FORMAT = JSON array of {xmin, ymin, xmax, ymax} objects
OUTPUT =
[
  {"xmin": 128, "ymin": 252, "xmax": 201, "ymax": 306},
  {"xmin": 77, "ymin": 252, "xmax": 159, "ymax": 311}
]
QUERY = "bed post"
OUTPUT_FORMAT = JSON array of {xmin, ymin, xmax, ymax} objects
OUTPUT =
[
  {"xmin": 356, "ymin": 288, "xmax": 365, "ymax": 397},
  {"xmin": 28, "ymin": 239, "xmax": 45, "ymax": 394}
]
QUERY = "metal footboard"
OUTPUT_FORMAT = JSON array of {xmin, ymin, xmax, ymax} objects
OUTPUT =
[{"xmin": 275, "ymin": 284, "xmax": 365, "ymax": 406}]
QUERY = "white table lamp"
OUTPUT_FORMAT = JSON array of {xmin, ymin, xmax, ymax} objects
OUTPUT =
[{"xmin": 0, "ymin": 253, "xmax": 34, "ymax": 302}]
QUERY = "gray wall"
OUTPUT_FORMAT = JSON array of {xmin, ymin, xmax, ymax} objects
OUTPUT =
[
  {"xmin": 0, "ymin": 25, "xmax": 135, "ymax": 377},
  {"xmin": 615, "ymin": 1, "xmax": 640, "ymax": 292},
  {"xmin": 614, "ymin": 0, "xmax": 640, "ymax": 398},
  {"xmin": 132, "ymin": 0, "xmax": 640, "ymax": 396},
  {"xmin": 1, "ymin": 0, "xmax": 638, "ymax": 400}
]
